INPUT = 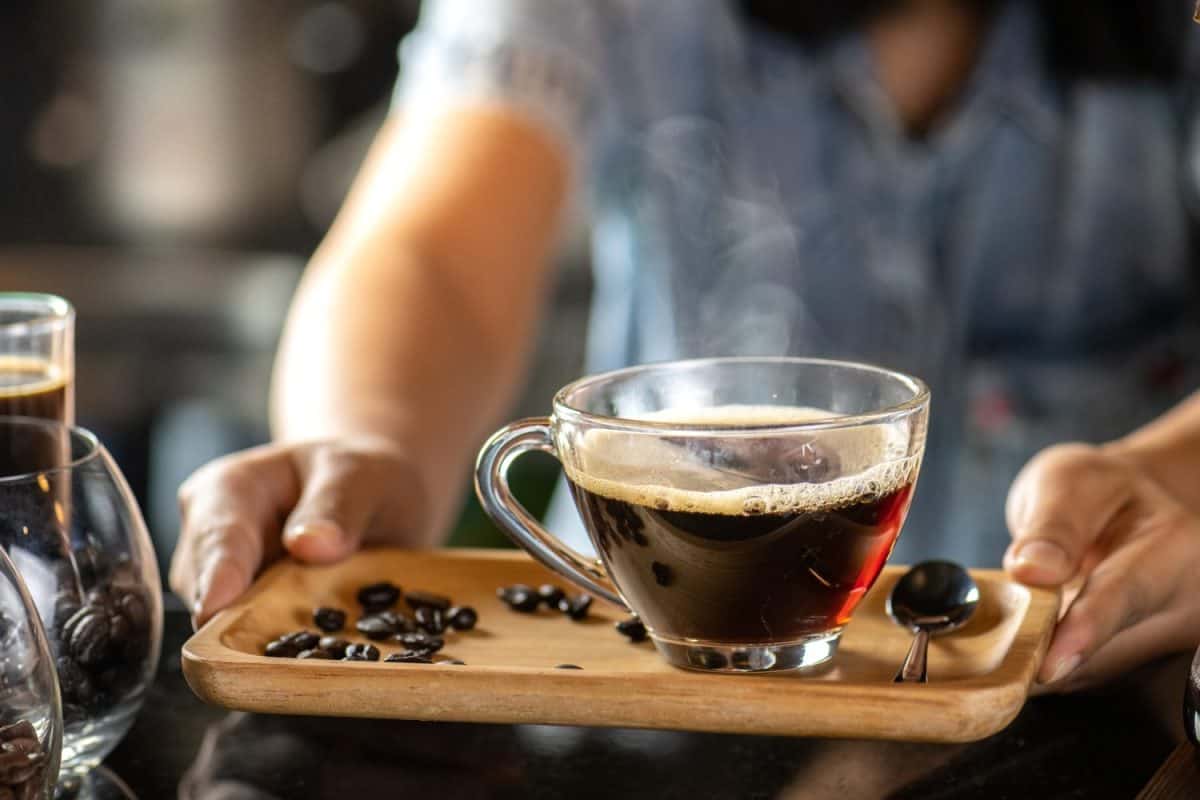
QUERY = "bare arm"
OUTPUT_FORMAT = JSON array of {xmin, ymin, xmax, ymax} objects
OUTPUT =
[
  {"xmin": 172, "ymin": 107, "xmax": 571, "ymax": 623},
  {"xmin": 273, "ymin": 108, "xmax": 572, "ymax": 537},
  {"xmin": 1103, "ymin": 390, "xmax": 1200, "ymax": 513}
]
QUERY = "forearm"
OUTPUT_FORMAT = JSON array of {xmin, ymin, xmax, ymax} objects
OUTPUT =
[
  {"xmin": 1104, "ymin": 389, "xmax": 1200, "ymax": 513},
  {"xmin": 270, "ymin": 111, "xmax": 569, "ymax": 540},
  {"xmin": 271, "ymin": 245, "xmax": 542, "ymax": 538}
]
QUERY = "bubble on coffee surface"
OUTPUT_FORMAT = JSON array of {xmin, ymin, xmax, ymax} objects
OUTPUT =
[{"xmin": 565, "ymin": 404, "xmax": 919, "ymax": 516}]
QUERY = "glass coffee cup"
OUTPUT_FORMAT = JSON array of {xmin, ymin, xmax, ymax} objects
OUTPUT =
[
  {"xmin": 476, "ymin": 357, "xmax": 930, "ymax": 673},
  {"xmin": 0, "ymin": 293, "xmax": 74, "ymax": 425}
]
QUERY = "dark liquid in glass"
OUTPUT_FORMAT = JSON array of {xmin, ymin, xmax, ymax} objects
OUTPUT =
[
  {"xmin": 0, "ymin": 358, "xmax": 70, "ymax": 423},
  {"xmin": 568, "ymin": 479, "xmax": 913, "ymax": 643}
]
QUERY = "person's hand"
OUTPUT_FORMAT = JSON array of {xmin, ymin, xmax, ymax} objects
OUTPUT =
[
  {"xmin": 1004, "ymin": 443, "xmax": 1200, "ymax": 691},
  {"xmin": 169, "ymin": 437, "xmax": 432, "ymax": 628}
]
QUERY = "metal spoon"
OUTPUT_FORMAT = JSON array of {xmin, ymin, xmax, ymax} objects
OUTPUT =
[{"xmin": 886, "ymin": 560, "xmax": 980, "ymax": 683}]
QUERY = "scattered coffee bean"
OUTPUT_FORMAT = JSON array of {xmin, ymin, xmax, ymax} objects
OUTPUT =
[
  {"xmin": 385, "ymin": 651, "xmax": 433, "ymax": 664},
  {"xmin": 356, "ymin": 582, "xmax": 401, "ymax": 612},
  {"xmin": 284, "ymin": 631, "xmax": 321, "ymax": 651},
  {"xmin": 536, "ymin": 584, "xmax": 565, "ymax": 608},
  {"xmin": 356, "ymin": 614, "xmax": 398, "ymax": 641},
  {"xmin": 651, "ymin": 561, "xmax": 674, "ymax": 587},
  {"xmin": 405, "ymin": 591, "xmax": 451, "ymax": 612},
  {"xmin": 615, "ymin": 617, "xmax": 647, "ymax": 643},
  {"xmin": 343, "ymin": 643, "xmax": 380, "ymax": 662},
  {"xmin": 555, "ymin": 664, "xmax": 583, "ymax": 670},
  {"xmin": 558, "ymin": 594, "xmax": 593, "ymax": 621},
  {"xmin": 297, "ymin": 649, "xmax": 332, "ymax": 660},
  {"xmin": 317, "ymin": 636, "xmax": 350, "ymax": 658},
  {"xmin": 497, "ymin": 584, "xmax": 532, "ymax": 602},
  {"xmin": 395, "ymin": 632, "xmax": 444, "ymax": 655},
  {"xmin": 312, "ymin": 607, "xmax": 346, "ymax": 633},
  {"xmin": 264, "ymin": 639, "xmax": 300, "ymax": 658},
  {"xmin": 447, "ymin": 606, "xmax": 478, "ymax": 631},
  {"xmin": 415, "ymin": 606, "xmax": 446, "ymax": 635},
  {"xmin": 501, "ymin": 586, "xmax": 540, "ymax": 613}
]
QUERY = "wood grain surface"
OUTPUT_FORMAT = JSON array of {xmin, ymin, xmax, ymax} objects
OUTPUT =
[
  {"xmin": 182, "ymin": 548, "xmax": 1058, "ymax": 742},
  {"xmin": 1137, "ymin": 744, "xmax": 1200, "ymax": 800}
]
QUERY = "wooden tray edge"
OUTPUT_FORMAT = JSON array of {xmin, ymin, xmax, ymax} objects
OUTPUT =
[{"xmin": 181, "ymin": 550, "xmax": 1062, "ymax": 743}]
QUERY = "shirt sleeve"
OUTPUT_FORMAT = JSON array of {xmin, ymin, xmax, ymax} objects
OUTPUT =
[{"xmin": 393, "ymin": 0, "xmax": 611, "ymax": 168}]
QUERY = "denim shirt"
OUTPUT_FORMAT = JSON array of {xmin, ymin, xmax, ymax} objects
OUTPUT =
[{"xmin": 396, "ymin": 0, "xmax": 1200, "ymax": 566}]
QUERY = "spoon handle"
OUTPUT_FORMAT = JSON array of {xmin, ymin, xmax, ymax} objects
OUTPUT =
[{"xmin": 894, "ymin": 629, "xmax": 930, "ymax": 683}]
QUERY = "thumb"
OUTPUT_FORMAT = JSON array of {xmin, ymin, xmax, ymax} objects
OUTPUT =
[
  {"xmin": 1003, "ymin": 444, "xmax": 1133, "ymax": 586},
  {"xmin": 282, "ymin": 449, "xmax": 382, "ymax": 564}
]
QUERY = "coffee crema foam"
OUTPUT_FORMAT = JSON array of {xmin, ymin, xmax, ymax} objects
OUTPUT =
[
  {"xmin": 0, "ymin": 356, "xmax": 68, "ymax": 394},
  {"xmin": 564, "ymin": 404, "xmax": 920, "ymax": 517}
]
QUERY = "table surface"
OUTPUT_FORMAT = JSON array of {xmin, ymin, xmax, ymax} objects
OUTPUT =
[{"xmin": 102, "ymin": 607, "xmax": 1183, "ymax": 800}]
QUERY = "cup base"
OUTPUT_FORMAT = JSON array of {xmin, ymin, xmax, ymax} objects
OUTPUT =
[{"xmin": 650, "ymin": 630, "xmax": 842, "ymax": 673}]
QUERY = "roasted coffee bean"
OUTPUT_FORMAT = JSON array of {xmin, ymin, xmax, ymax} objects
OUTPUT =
[
  {"xmin": 536, "ymin": 584, "xmax": 565, "ymax": 608},
  {"xmin": 651, "ymin": 561, "xmax": 674, "ymax": 587},
  {"xmin": 615, "ymin": 617, "xmax": 647, "ymax": 642},
  {"xmin": 355, "ymin": 614, "xmax": 397, "ymax": 641},
  {"xmin": 415, "ymin": 606, "xmax": 446, "ymax": 635},
  {"xmin": 52, "ymin": 593, "xmax": 81, "ymax": 631},
  {"xmin": 312, "ymin": 607, "xmax": 346, "ymax": 633},
  {"xmin": 395, "ymin": 632, "xmax": 444, "ymax": 655},
  {"xmin": 265, "ymin": 639, "xmax": 300, "ymax": 658},
  {"xmin": 343, "ymin": 643, "xmax": 380, "ymax": 662},
  {"xmin": 0, "ymin": 747, "xmax": 42, "ymax": 784},
  {"xmin": 107, "ymin": 612, "xmax": 132, "ymax": 651},
  {"xmin": 385, "ymin": 651, "xmax": 432, "ymax": 664},
  {"xmin": 356, "ymin": 582, "xmax": 401, "ymax": 612},
  {"xmin": 0, "ymin": 722, "xmax": 35, "ymax": 743},
  {"xmin": 283, "ymin": 631, "xmax": 321, "ymax": 651},
  {"xmin": 503, "ymin": 587, "xmax": 540, "ymax": 613},
  {"xmin": 317, "ymin": 636, "xmax": 350, "ymax": 658},
  {"xmin": 116, "ymin": 590, "xmax": 150, "ymax": 631},
  {"xmin": 447, "ymin": 606, "xmax": 478, "ymax": 631},
  {"xmin": 63, "ymin": 605, "xmax": 111, "ymax": 666},
  {"xmin": 297, "ymin": 649, "xmax": 332, "ymax": 660},
  {"xmin": 404, "ymin": 591, "xmax": 451, "ymax": 612},
  {"xmin": 55, "ymin": 657, "xmax": 94, "ymax": 703},
  {"xmin": 555, "ymin": 664, "xmax": 583, "ymax": 670},
  {"xmin": 496, "ymin": 584, "xmax": 532, "ymax": 603},
  {"xmin": 377, "ymin": 610, "xmax": 416, "ymax": 633},
  {"xmin": 558, "ymin": 594, "xmax": 593, "ymax": 621},
  {"xmin": 0, "ymin": 738, "xmax": 40, "ymax": 759}
]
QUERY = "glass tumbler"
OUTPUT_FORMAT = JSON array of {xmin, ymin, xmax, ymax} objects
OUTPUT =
[{"xmin": 0, "ymin": 418, "xmax": 161, "ymax": 781}]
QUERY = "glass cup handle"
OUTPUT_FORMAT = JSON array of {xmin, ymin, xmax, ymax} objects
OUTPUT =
[{"xmin": 475, "ymin": 418, "xmax": 626, "ymax": 609}]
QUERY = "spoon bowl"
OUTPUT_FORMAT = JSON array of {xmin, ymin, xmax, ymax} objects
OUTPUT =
[{"xmin": 887, "ymin": 560, "xmax": 980, "ymax": 683}]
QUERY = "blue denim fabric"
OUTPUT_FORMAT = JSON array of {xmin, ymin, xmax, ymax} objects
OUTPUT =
[{"xmin": 396, "ymin": 0, "xmax": 1200, "ymax": 566}]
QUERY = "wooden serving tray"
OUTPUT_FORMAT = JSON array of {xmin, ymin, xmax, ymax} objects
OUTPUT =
[{"xmin": 182, "ymin": 548, "xmax": 1058, "ymax": 743}]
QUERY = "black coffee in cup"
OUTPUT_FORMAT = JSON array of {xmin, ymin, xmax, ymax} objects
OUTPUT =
[
  {"xmin": 565, "ymin": 405, "xmax": 917, "ymax": 645},
  {"xmin": 0, "ymin": 357, "xmax": 70, "ymax": 424}
]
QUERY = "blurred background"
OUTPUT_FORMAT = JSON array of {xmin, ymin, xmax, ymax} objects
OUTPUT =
[{"xmin": 0, "ymin": 0, "xmax": 587, "ymax": 582}]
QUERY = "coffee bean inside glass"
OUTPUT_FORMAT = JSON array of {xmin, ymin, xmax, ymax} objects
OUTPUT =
[{"xmin": 477, "ymin": 358, "xmax": 929, "ymax": 673}]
